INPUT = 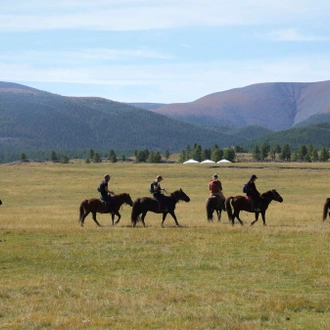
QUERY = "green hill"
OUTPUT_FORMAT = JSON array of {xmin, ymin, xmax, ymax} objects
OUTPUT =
[
  {"xmin": 242, "ymin": 122, "xmax": 330, "ymax": 151},
  {"xmin": 2, "ymin": 82, "xmax": 330, "ymax": 160},
  {"xmin": 0, "ymin": 82, "xmax": 253, "ymax": 153}
]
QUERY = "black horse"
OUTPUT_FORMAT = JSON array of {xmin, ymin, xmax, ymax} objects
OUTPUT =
[
  {"xmin": 79, "ymin": 193, "xmax": 133, "ymax": 227},
  {"xmin": 206, "ymin": 196, "xmax": 225, "ymax": 222},
  {"xmin": 323, "ymin": 198, "xmax": 330, "ymax": 221},
  {"xmin": 131, "ymin": 189, "xmax": 190, "ymax": 227},
  {"xmin": 225, "ymin": 189, "xmax": 283, "ymax": 226}
]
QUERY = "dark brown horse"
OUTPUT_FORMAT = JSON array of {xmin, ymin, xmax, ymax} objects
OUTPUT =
[
  {"xmin": 206, "ymin": 196, "xmax": 225, "ymax": 222},
  {"xmin": 322, "ymin": 198, "xmax": 330, "ymax": 221},
  {"xmin": 225, "ymin": 189, "xmax": 283, "ymax": 226},
  {"xmin": 131, "ymin": 189, "xmax": 190, "ymax": 227},
  {"xmin": 79, "ymin": 193, "xmax": 133, "ymax": 227}
]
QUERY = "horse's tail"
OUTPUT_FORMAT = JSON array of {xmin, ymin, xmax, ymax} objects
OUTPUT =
[
  {"xmin": 322, "ymin": 198, "xmax": 330, "ymax": 221},
  {"xmin": 225, "ymin": 197, "xmax": 233, "ymax": 221},
  {"xmin": 79, "ymin": 200, "xmax": 88, "ymax": 223},
  {"xmin": 206, "ymin": 198, "xmax": 213, "ymax": 221},
  {"xmin": 131, "ymin": 199, "xmax": 141, "ymax": 226}
]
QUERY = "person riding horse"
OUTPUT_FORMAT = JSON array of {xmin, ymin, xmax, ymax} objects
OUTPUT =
[
  {"xmin": 208, "ymin": 174, "xmax": 226, "ymax": 211},
  {"xmin": 246, "ymin": 174, "xmax": 261, "ymax": 212},
  {"xmin": 150, "ymin": 175, "xmax": 168, "ymax": 212},
  {"xmin": 98, "ymin": 174, "xmax": 115, "ymax": 212}
]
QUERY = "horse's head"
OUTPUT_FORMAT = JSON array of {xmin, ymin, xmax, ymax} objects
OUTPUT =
[
  {"xmin": 116, "ymin": 193, "xmax": 133, "ymax": 206},
  {"xmin": 269, "ymin": 189, "xmax": 283, "ymax": 203},
  {"xmin": 124, "ymin": 193, "xmax": 133, "ymax": 206},
  {"xmin": 174, "ymin": 189, "xmax": 190, "ymax": 203}
]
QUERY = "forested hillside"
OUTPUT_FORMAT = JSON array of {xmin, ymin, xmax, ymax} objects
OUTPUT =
[
  {"xmin": 0, "ymin": 82, "xmax": 257, "ymax": 153},
  {"xmin": 1, "ymin": 82, "xmax": 330, "ymax": 162},
  {"xmin": 242, "ymin": 122, "xmax": 330, "ymax": 151}
]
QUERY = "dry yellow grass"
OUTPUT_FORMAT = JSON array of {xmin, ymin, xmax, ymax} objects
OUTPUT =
[{"xmin": 0, "ymin": 161, "xmax": 330, "ymax": 329}]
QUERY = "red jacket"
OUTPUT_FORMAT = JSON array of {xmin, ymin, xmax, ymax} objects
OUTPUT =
[{"xmin": 209, "ymin": 180, "xmax": 222, "ymax": 193}]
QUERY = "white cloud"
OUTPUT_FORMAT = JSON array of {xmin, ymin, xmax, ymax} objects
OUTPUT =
[
  {"xmin": 0, "ymin": 48, "xmax": 173, "ymax": 66},
  {"xmin": 259, "ymin": 29, "xmax": 330, "ymax": 41},
  {"xmin": 1, "ymin": 54, "xmax": 330, "ymax": 102},
  {"xmin": 1, "ymin": 0, "xmax": 330, "ymax": 31}
]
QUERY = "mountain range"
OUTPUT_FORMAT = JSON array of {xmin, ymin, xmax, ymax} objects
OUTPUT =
[
  {"xmin": 131, "ymin": 80, "xmax": 330, "ymax": 130},
  {"xmin": 1, "ymin": 80, "xmax": 330, "ymax": 155}
]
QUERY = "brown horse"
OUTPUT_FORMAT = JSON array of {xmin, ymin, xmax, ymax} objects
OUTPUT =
[
  {"xmin": 322, "ymin": 198, "xmax": 330, "ymax": 221},
  {"xmin": 206, "ymin": 196, "xmax": 225, "ymax": 222},
  {"xmin": 225, "ymin": 189, "xmax": 283, "ymax": 226},
  {"xmin": 131, "ymin": 189, "xmax": 190, "ymax": 227},
  {"xmin": 79, "ymin": 193, "xmax": 133, "ymax": 227}
]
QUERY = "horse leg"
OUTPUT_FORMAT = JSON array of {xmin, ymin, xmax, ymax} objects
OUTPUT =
[
  {"xmin": 235, "ymin": 211, "xmax": 244, "ymax": 226},
  {"xmin": 141, "ymin": 212, "xmax": 147, "ymax": 227},
  {"xmin": 250, "ymin": 212, "xmax": 260, "ymax": 226},
  {"xmin": 161, "ymin": 212, "xmax": 169, "ymax": 227},
  {"xmin": 79, "ymin": 211, "xmax": 85, "ymax": 226},
  {"xmin": 80, "ymin": 210, "xmax": 90, "ymax": 226},
  {"xmin": 92, "ymin": 211, "xmax": 102, "ymax": 227},
  {"xmin": 206, "ymin": 199, "xmax": 214, "ymax": 222},
  {"xmin": 207, "ymin": 208, "xmax": 213, "ymax": 222},
  {"xmin": 114, "ymin": 212, "xmax": 121, "ymax": 225},
  {"xmin": 168, "ymin": 211, "xmax": 180, "ymax": 227},
  {"xmin": 261, "ymin": 211, "xmax": 266, "ymax": 226},
  {"xmin": 217, "ymin": 209, "xmax": 221, "ymax": 222},
  {"xmin": 231, "ymin": 208, "xmax": 238, "ymax": 226}
]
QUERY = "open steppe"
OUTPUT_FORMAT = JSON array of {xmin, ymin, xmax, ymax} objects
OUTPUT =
[{"xmin": 0, "ymin": 161, "xmax": 330, "ymax": 329}]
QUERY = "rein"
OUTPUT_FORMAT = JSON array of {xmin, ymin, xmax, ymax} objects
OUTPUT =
[{"xmin": 261, "ymin": 191, "xmax": 278, "ymax": 203}]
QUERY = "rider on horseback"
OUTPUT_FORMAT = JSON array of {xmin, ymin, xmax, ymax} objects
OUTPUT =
[
  {"xmin": 246, "ymin": 174, "xmax": 261, "ymax": 212},
  {"xmin": 208, "ymin": 174, "xmax": 226, "ymax": 211},
  {"xmin": 98, "ymin": 174, "xmax": 115, "ymax": 212},
  {"xmin": 150, "ymin": 175, "xmax": 168, "ymax": 212}
]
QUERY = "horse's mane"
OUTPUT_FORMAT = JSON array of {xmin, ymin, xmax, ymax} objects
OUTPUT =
[{"xmin": 261, "ymin": 189, "xmax": 274, "ymax": 196}]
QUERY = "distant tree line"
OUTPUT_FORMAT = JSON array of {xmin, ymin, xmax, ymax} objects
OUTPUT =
[
  {"xmin": 251, "ymin": 142, "xmax": 329, "ymax": 162},
  {"xmin": 132, "ymin": 149, "xmax": 170, "ymax": 163},
  {"xmin": 0, "ymin": 148, "xmax": 171, "ymax": 164},
  {"xmin": 0, "ymin": 149, "xmax": 131, "ymax": 164},
  {"xmin": 0, "ymin": 143, "xmax": 329, "ymax": 165},
  {"xmin": 178, "ymin": 144, "xmax": 237, "ymax": 163}
]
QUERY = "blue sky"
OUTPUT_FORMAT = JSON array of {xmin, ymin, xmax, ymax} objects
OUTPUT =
[{"xmin": 1, "ymin": 0, "xmax": 330, "ymax": 103}]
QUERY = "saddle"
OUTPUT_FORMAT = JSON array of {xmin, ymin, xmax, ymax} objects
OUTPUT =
[
  {"xmin": 245, "ymin": 196, "xmax": 259, "ymax": 212},
  {"xmin": 100, "ymin": 198, "xmax": 112, "ymax": 213},
  {"xmin": 153, "ymin": 198, "xmax": 168, "ymax": 212}
]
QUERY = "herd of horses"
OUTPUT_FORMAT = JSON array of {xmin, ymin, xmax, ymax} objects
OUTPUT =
[
  {"xmin": 2, "ymin": 191, "xmax": 329, "ymax": 227},
  {"xmin": 78, "ymin": 188, "xmax": 289, "ymax": 227}
]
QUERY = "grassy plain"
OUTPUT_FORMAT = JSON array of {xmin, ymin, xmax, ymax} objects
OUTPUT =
[{"xmin": 0, "ymin": 161, "xmax": 330, "ymax": 329}]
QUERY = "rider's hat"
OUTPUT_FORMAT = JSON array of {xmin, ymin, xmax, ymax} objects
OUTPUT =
[
  {"xmin": 156, "ymin": 175, "xmax": 163, "ymax": 181},
  {"xmin": 250, "ymin": 174, "xmax": 258, "ymax": 179},
  {"xmin": 213, "ymin": 174, "xmax": 218, "ymax": 179}
]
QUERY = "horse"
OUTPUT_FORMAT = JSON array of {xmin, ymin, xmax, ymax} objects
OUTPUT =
[
  {"xmin": 322, "ymin": 198, "xmax": 330, "ymax": 221},
  {"xmin": 206, "ymin": 196, "xmax": 225, "ymax": 222},
  {"xmin": 79, "ymin": 193, "xmax": 133, "ymax": 227},
  {"xmin": 131, "ymin": 189, "xmax": 190, "ymax": 227},
  {"xmin": 225, "ymin": 189, "xmax": 283, "ymax": 226}
]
